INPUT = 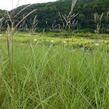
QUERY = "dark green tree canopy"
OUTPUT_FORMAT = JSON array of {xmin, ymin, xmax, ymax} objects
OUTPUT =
[{"xmin": 0, "ymin": 0, "xmax": 109, "ymax": 33}]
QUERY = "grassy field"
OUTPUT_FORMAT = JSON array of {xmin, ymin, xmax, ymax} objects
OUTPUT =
[
  {"xmin": 0, "ymin": 33, "xmax": 109, "ymax": 109},
  {"xmin": 0, "ymin": 32, "xmax": 109, "ymax": 49}
]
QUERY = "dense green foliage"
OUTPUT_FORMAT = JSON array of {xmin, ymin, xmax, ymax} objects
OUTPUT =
[
  {"xmin": 0, "ymin": 38, "xmax": 109, "ymax": 108},
  {"xmin": 0, "ymin": 0, "xmax": 109, "ymax": 33},
  {"xmin": 0, "ymin": 10, "xmax": 5, "ymax": 18}
]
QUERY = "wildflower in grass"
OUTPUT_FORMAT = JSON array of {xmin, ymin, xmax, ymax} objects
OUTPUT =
[
  {"xmin": 63, "ymin": 41, "xmax": 67, "ymax": 44},
  {"xmin": 34, "ymin": 39, "xmax": 37, "ymax": 42},
  {"xmin": 95, "ymin": 43, "xmax": 99, "ymax": 46},
  {"xmin": 51, "ymin": 40, "xmax": 54, "ymax": 43}
]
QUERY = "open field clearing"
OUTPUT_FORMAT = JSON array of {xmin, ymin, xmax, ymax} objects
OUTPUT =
[
  {"xmin": 0, "ymin": 32, "xmax": 109, "ymax": 49},
  {"xmin": 0, "ymin": 0, "xmax": 109, "ymax": 108},
  {"xmin": 0, "ymin": 33, "xmax": 109, "ymax": 109}
]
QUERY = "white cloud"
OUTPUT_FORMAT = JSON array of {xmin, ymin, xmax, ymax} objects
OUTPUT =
[{"xmin": 0, "ymin": 0, "xmax": 56, "ymax": 10}]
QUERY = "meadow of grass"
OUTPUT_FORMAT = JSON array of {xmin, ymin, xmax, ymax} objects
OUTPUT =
[
  {"xmin": 0, "ymin": 33, "xmax": 109, "ymax": 109},
  {"xmin": 0, "ymin": 32, "xmax": 109, "ymax": 49}
]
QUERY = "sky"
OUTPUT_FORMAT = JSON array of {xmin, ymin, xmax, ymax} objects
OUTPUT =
[{"xmin": 0, "ymin": 0, "xmax": 56, "ymax": 10}]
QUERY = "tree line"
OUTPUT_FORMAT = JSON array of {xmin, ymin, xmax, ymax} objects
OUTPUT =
[{"xmin": 0, "ymin": 0, "xmax": 109, "ymax": 33}]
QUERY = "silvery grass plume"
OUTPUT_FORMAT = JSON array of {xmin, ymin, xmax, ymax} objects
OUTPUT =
[
  {"xmin": 94, "ymin": 13, "xmax": 104, "ymax": 33},
  {"xmin": 4, "ymin": 2, "xmax": 37, "ymax": 109},
  {"xmin": 59, "ymin": 0, "xmax": 78, "ymax": 30},
  {"xmin": 6, "ymin": 5, "xmax": 37, "ymax": 66}
]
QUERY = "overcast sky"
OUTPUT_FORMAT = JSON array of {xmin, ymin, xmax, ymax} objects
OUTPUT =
[{"xmin": 0, "ymin": 0, "xmax": 57, "ymax": 10}]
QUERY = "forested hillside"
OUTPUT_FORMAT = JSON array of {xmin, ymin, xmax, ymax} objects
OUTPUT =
[
  {"xmin": 0, "ymin": 0, "xmax": 109, "ymax": 33},
  {"xmin": 0, "ymin": 9, "xmax": 6, "ymax": 18}
]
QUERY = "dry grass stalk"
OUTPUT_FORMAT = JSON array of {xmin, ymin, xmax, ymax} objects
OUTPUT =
[
  {"xmin": 5, "ymin": 4, "xmax": 37, "ymax": 109},
  {"xmin": 59, "ymin": 0, "xmax": 78, "ymax": 30}
]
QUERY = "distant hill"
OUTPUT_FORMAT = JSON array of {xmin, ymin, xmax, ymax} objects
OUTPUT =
[{"xmin": 0, "ymin": 0, "xmax": 109, "ymax": 33}]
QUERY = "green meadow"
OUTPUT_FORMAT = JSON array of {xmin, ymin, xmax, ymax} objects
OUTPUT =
[{"xmin": 0, "ymin": 33, "xmax": 109, "ymax": 109}]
